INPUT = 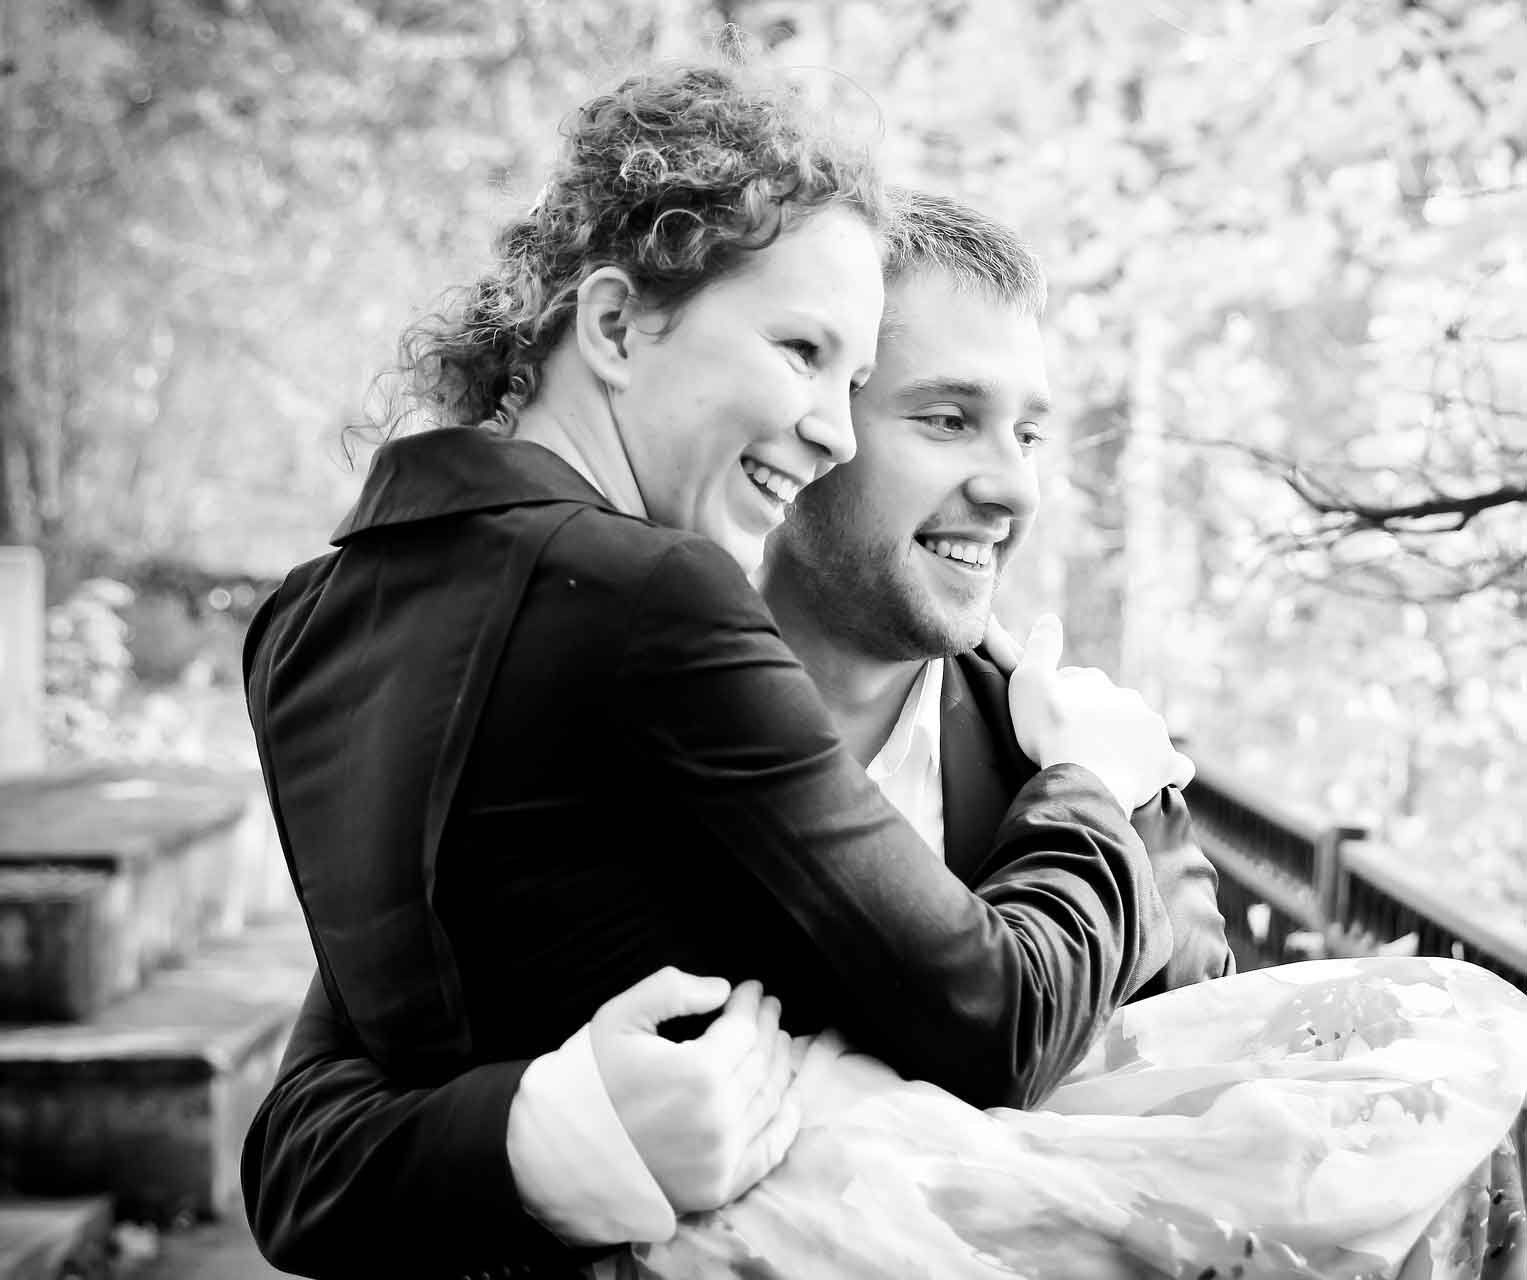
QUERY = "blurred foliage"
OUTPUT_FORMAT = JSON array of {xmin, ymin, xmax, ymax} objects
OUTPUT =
[
  {"xmin": 43, "ymin": 575, "xmax": 254, "ymax": 766},
  {"xmin": 44, "ymin": 578, "xmax": 136, "ymax": 757},
  {"xmin": 3, "ymin": 0, "xmax": 1523, "ymax": 926}
]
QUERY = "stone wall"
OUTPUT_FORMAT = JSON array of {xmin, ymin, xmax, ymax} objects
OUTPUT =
[{"xmin": 0, "ymin": 547, "xmax": 45, "ymax": 778}]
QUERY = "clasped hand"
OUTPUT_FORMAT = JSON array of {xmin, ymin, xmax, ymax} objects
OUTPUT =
[{"xmin": 587, "ymin": 969, "xmax": 799, "ymax": 1216}]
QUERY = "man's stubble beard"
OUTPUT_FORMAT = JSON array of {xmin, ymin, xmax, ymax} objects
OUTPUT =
[{"xmin": 789, "ymin": 518, "xmax": 994, "ymax": 663}]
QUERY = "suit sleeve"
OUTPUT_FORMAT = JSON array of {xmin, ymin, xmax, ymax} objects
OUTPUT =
[
  {"xmin": 618, "ymin": 541, "xmax": 1172, "ymax": 1109},
  {"xmin": 243, "ymin": 974, "xmax": 602, "ymax": 1278},
  {"xmin": 1126, "ymin": 786, "xmax": 1236, "ymax": 1001}
]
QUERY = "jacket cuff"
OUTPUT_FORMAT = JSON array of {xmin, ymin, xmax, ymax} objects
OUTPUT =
[{"xmin": 506, "ymin": 1024, "xmax": 677, "ymax": 1246}]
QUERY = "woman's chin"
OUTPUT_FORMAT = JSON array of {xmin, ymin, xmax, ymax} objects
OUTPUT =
[{"xmin": 714, "ymin": 528, "xmax": 767, "ymax": 579}]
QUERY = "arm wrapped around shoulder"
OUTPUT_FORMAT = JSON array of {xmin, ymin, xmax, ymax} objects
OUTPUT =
[{"xmin": 617, "ymin": 538, "xmax": 1173, "ymax": 1111}]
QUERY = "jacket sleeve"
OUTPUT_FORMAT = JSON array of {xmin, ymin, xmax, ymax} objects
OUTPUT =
[
  {"xmin": 618, "ymin": 541, "xmax": 1173, "ymax": 1109},
  {"xmin": 1126, "ymin": 786, "xmax": 1236, "ymax": 1001},
  {"xmin": 243, "ymin": 974, "xmax": 598, "ymax": 1279}
]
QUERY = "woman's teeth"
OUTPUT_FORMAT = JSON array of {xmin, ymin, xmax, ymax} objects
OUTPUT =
[
  {"xmin": 920, "ymin": 538, "xmax": 993, "ymax": 567},
  {"xmin": 742, "ymin": 459, "xmax": 801, "ymax": 504}
]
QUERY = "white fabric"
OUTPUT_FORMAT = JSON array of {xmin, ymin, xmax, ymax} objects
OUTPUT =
[
  {"xmin": 864, "ymin": 659, "xmax": 946, "ymax": 860},
  {"xmin": 505, "ymin": 1023, "xmax": 676, "ymax": 1246}
]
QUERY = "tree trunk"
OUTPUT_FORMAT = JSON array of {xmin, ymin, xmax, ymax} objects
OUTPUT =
[{"xmin": 1118, "ymin": 310, "xmax": 1168, "ymax": 710}]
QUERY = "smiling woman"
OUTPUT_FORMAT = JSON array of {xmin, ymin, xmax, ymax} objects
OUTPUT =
[{"xmin": 393, "ymin": 65, "xmax": 882, "ymax": 576}]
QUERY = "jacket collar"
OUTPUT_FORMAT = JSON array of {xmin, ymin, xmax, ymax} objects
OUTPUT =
[
  {"xmin": 940, "ymin": 649, "xmax": 1039, "ymax": 884},
  {"xmin": 331, "ymin": 427, "xmax": 616, "ymax": 545}
]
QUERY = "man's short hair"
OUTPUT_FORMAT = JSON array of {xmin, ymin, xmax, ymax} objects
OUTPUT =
[{"xmin": 881, "ymin": 188, "xmax": 1047, "ymax": 317}]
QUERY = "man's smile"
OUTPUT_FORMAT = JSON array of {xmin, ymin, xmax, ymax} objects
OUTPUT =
[{"xmin": 916, "ymin": 536, "xmax": 996, "ymax": 569}]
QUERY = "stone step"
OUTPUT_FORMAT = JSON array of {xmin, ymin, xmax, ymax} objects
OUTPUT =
[
  {"xmin": 0, "ymin": 1196, "xmax": 114, "ymax": 1280},
  {"xmin": 0, "ymin": 868, "xmax": 113, "ymax": 1022},
  {"xmin": 0, "ymin": 767, "xmax": 293, "ymax": 1021},
  {"xmin": 0, "ymin": 916, "xmax": 314, "ymax": 1226}
]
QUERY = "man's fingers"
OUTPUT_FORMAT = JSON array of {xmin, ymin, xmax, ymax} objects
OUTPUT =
[
  {"xmin": 982, "ymin": 614, "xmax": 1024, "ymax": 676},
  {"xmin": 599, "ymin": 966, "xmax": 731, "ymax": 1033},
  {"xmin": 1168, "ymin": 749, "xmax": 1196, "ymax": 790},
  {"xmin": 1017, "ymin": 612, "xmax": 1063, "ymax": 674}
]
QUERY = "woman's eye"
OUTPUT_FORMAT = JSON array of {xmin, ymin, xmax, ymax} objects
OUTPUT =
[{"xmin": 782, "ymin": 339, "xmax": 819, "ymax": 369}]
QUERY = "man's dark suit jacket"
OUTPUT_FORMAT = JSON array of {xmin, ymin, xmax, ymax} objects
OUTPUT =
[
  {"xmin": 941, "ymin": 654, "xmax": 1233, "ymax": 998},
  {"xmin": 241, "ymin": 427, "xmax": 1178, "ymax": 1278}
]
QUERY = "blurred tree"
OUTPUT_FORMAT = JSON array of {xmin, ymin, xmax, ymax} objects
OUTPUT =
[
  {"xmin": 753, "ymin": 0, "xmax": 1526, "ymax": 919},
  {"xmin": 3, "ymin": 0, "xmax": 723, "ymax": 572},
  {"xmin": 6, "ymin": 0, "xmax": 1524, "ymax": 919}
]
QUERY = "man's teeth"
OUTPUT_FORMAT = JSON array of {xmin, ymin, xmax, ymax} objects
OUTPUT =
[
  {"xmin": 741, "ymin": 459, "xmax": 801, "ymax": 504},
  {"xmin": 922, "ymin": 538, "xmax": 993, "ymax": 567}
]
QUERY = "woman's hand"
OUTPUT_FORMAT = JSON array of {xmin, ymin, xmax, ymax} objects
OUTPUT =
[
  {"xmin": 589, "ymin": 970, "xmax": 800, "ymax": 1215},
  {"xmin": 1007, "ymin": 614, "xmax": 1195, "ymax": 814},
  {"xmin": 981, "ymin": 613, "xmax": 1024, "ymax": 675}
]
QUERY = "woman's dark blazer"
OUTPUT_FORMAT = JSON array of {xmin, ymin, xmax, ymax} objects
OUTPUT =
[{"xmin": 241, "ymin": 427, "xmax": 1171, "ymax": 1276}]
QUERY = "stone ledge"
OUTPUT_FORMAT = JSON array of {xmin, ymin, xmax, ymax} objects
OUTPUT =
[
  {"xmin": 0, "ymin": 767, "xmax": 293, "ymax": 1017},
  {"xmin": 0, "ymin": 767, "xmax": 252, "ymax": 865},
  {"xmin": 0, "ymin": 869, "xmax": 113, "ymax": 1022},
  {"xmin": 0, "ymin": 918, "xmax": 313, "ymax": 1225},
  {"xmin": 0, "ymin": 1196, "xmax": 113, "ymax": 1280}
]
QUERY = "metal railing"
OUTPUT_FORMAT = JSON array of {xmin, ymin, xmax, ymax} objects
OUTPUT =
[{"xmin": 1183, "ymin": 760, "xmax": 1527, "ymax": 992}]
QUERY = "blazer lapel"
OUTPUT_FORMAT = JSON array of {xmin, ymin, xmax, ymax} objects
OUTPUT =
[{"xmin": 940, "ymin": 654, "xmax": 1035, "ymax": 885}]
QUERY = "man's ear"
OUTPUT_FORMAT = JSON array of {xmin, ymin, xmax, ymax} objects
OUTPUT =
[{"xmin": 575, "ymin": 267, "xmax": 642, "ymax": 390}]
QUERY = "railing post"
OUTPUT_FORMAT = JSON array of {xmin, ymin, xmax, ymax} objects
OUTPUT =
[{"xmin": 1316, "ymin": 822, "xmax": 1367, "ymax": 934}]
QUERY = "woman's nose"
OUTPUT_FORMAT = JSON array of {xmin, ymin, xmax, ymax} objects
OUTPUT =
[{"xmin": 798, "ymin": 386, "xmax": 859, "ymax": 466}]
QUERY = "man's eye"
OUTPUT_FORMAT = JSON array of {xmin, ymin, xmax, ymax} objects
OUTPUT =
[{"xmin": 921, "ymin": 414, "xmax": 967, "ymax": 434}]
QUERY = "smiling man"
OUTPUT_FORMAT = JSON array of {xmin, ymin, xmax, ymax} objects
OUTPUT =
[{"xmin": 762, "ymin": 188, "xmax": 1231, "ymax": 978}]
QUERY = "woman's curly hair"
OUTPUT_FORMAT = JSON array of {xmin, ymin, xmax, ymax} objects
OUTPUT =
[{"xmin": 393, "ymin": 63, "xmax": 884, "ymax": 433}]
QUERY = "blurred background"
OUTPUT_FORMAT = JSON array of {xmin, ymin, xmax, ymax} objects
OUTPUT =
[
  {"xmin": 1, "ymin": 0, "xmax": 1524, "ymax": 1273},
  {"xmin": 5, "ymin": 0, "xmax": 1523, "ymax": 920}
]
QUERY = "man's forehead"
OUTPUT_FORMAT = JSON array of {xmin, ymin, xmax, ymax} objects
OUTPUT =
[{"xmin": 875, "ymin": 274, "xmax": 1049, "ymax": 405}]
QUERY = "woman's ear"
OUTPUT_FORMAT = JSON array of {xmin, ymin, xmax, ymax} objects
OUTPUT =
[{"xmin": 575, "ymin": 267, "xmax": 642, "ymax": 390}]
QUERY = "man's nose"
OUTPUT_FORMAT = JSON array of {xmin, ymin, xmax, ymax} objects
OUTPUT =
[
  {"xmin": 964, "ymin": 435, "xmax": 1039, "ymax": 516},
  {"xmin": 797, "ymin": 383, "xmax": 858, "ymax": 467}
]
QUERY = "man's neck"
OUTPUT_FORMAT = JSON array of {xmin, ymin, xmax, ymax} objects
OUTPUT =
[{"xmin": 764, "ymin": 577, "xmax": 927, "ymax": 766}]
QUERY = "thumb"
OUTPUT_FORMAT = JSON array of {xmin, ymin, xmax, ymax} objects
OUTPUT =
[
  {"xmin": 1167, "ymin": 749, "xmax": 1196, "ymax": 791},
  {"xmin": 598, "ymin": 967, "xmax": 732, "ymax": 1033},
  {"xmin": 1018, "ymin": 613, "xmax": 1063, "ymax": 675},
  {"xmin": 982, "ymin": 613, "xmax": 1024, "ymax": 676}
]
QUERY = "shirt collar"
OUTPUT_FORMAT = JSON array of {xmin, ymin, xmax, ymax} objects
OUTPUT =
[
  {"xmin": 331, "ymin": 428, "xmax": 614, "ymax": 546},
  {"xmin": 866, "ymin": 659, "xmax": 945, "ymax": 784}
]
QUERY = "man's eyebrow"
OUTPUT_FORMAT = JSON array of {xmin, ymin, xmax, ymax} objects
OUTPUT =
[
  {"xmin": 898, "ymin": 377, "xmax": 1053, "ymax": 417},
  {"xmin": 898, "ymin": 376, "xmax": 994, "ymax": 401}
]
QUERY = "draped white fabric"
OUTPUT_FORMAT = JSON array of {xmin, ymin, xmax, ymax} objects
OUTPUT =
[{"xmin": 620, "ymin": 958, "xmax": 1527, "ymax": 1279}]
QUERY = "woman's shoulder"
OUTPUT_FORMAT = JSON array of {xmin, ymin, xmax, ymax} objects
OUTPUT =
[{"xmin": 549, "ymin": 508, "xmax": 763, "ymax": 614}]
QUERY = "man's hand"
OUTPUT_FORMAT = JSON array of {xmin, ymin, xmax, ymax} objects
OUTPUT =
[
  {"xmin": 1008, "ymin": 614, "xmax": 1195, "ymax": 814},
  {"xmin": 588, "ymin": 970, "xmax": 799, "ymax": 1216}
]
